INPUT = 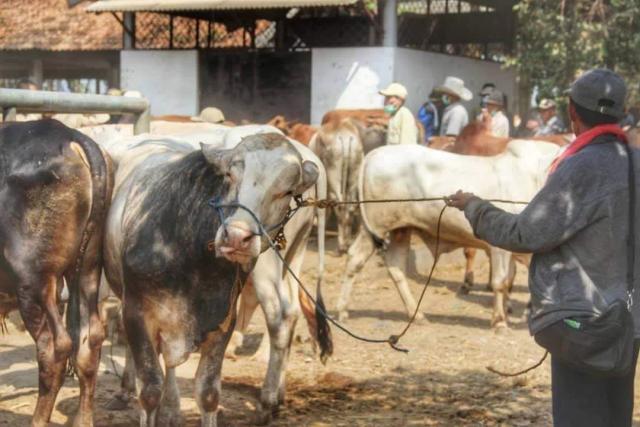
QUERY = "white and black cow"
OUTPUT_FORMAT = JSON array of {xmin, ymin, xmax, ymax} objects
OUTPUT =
[
  {"xmin": 102, "ymin": 128, "xmax": 332, "ymax": 425},
  {"xmin": 0, "ymin": 119, "xmax": 113, "ymax": 426},
  {"xmin": 103, "ymin": 132, "xmax": 323, "ymax": 426}
]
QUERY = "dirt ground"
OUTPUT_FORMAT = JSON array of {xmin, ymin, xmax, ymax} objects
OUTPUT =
[{"xmin": 2, "ymin": 238, "xmax": 640, "ymax": 426}]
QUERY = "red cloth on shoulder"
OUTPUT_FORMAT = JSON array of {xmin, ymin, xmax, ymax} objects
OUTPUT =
[{"xmin": 548, "ymin": 124, "xmax": 628, "ymax": 175}]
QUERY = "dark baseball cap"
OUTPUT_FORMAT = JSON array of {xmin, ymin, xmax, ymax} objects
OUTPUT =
[{"xmin": 567, "ymin": 68, "xmax": 626, "ymax": 119}]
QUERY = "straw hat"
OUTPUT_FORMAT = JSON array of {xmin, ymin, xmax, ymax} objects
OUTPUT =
[
  {"xmin": 191, "ymin": 107, "xmax": 225, "ymax": 124},
  {"xmin": 435, "ymin": 76, "xmax": 473, "ymax": 101},
  {"xmin": 379, "ymin": 83, "xmax": 408, "ymax": 100},
  {"xmin": 538, "ymin": 99, "xmax": 556, "ymax": 110}
]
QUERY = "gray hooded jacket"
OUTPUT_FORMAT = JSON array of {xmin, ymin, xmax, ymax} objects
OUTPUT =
[{"xmin": 464, "ymin": 134, "xmax": 640, "ymax": 337}]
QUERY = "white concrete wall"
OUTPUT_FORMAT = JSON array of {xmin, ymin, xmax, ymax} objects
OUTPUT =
[
  {"xmin": 120, "ymin": 50, "xmax": 199, "ymax": 116},
  {"xmin": 310, "ymin": 47, "xmax": 517, "ymax": 125},
  {"xmin": 311, "ymin": 47, "xmax": 394, "ymax": 124},
  {"xmin": 394, "ymin": 48, "xmax": 518, "ymax": 116}
]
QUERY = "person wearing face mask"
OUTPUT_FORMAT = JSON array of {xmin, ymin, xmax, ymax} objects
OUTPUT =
[
  {"xmin": 446, "ymin": 68, "xmax": 640, "ymax": 427},
  {"xmin": 379, "ymin": 82, "xmax": 419, "ymax": 145},
  {"xmin": 436, "ymin": 76, "xmax": 473, "ymax": 138},
  {"xmin": 478, "ymin": 89, "xmax": 510, "ymax": 137}
]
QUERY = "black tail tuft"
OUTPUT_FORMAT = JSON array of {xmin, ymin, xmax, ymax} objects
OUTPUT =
[{"xmin": 315, "ymin": 279, "xmax": 333, "ymax": 364}]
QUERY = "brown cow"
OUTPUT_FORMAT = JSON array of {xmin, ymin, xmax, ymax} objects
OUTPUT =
[
  {"xmin": 266, "ymin": 115, "xmax": 317, "ymax": 145},
  {"xmin": 0, "ymin": 119, "xmax": 113, "ymax": 426}
]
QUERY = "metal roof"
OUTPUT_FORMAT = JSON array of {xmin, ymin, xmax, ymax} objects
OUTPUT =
[{"xmin": 86, "ymin": 0, "xmax": 358, "ymax": 12}]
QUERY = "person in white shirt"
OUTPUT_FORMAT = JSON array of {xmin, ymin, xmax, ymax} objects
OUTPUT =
[
  {"xmin": 480, "ymin": 89, "xmax": 510, "ymax": 137},
  {"xmin": 379, "ymin": 82, "xmax": 419, "ymax": 145},
  {"xmin": 436, "ymin": 76, "xmax": 472, "ymax": 138}
]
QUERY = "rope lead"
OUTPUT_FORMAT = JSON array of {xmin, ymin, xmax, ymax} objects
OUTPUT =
[{"xmin": 211, "ymin": 195, "xmax": 543, "ymax": 375}]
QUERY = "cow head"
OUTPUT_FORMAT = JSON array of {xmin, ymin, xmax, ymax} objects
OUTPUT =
[{"xmin": 201, "ymin": 133, "xmax": 318, "ymax": 266}]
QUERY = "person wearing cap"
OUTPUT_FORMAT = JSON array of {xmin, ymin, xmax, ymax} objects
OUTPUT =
[
  {"xmin": 532, "ymin": 99, "xmax": 567, "ymax": 136},
  {"xmin": 417, "ymin": 90, "xmax": 441, "ymax": 142},
  {"xmin": 379, "ymin": 82, "xmax": 418, "ymax": 145},
  {"xmin": 446, "ymin": 68, "xmax": 639, "ymax": 426},
  {"xmin": 436, "ymin": 76, "xmax": 472, "ymax": 138},
  {"xmin": 192, "ymin": 107, "xmax": 226, "ymax": 124},
  {"xmin": 478, "ymin": 89, "xmax": 510, "ymax": 138}
]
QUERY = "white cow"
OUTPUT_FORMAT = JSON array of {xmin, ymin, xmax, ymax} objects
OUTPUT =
[
  {"xmin": 337, "ymin": 140, "xmax": 562, "ymax": 328},
  {"xmin": 99, "ymin": 127, "xmax": 330, "ymax": 424}
]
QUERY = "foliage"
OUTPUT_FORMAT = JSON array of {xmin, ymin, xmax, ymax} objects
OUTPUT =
[{"xmin": 509, "ymin": 0, "xmax": 640, "ymax": 106}]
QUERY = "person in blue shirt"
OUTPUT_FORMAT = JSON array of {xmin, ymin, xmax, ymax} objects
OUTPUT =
[{"xmin": 417, "ymin": 91, "xmax": 442, "ymax": 143}]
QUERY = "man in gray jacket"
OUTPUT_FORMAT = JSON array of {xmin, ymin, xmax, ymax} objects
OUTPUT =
[{"xmin": 447, "ymin": 68, "xmax": 639, "ymax": 426}]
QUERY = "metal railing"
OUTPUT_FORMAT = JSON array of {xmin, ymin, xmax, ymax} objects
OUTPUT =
[{"xmin": 0, "ymin": 89, "xmax": 151, "ymax": 134}]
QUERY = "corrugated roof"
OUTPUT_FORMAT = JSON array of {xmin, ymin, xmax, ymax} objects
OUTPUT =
[{"xmin": 87, "ymin": 0, "xmax": 358, "ymax": 12}]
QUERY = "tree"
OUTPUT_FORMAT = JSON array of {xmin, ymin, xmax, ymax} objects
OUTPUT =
[{"xmin": 509, "ymin": 0, "xmax": 640, "ymax": 110}]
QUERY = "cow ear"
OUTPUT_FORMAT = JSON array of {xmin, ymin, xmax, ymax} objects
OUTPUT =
[
  {"xmin": 200, "ymin": 142, "xmax": 231, "ymax": 171},
  {"xmin": 294, "ymin": 160, "xmax": 319, "ymax": 195}
]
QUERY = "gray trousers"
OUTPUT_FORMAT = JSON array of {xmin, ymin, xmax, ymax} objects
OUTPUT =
[{"xmin": 551, "ymin": 342, "xmax": 639, "ymax": 427}]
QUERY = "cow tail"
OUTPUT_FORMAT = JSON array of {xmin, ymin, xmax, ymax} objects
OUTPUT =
[
  {"xmin": 65, "ymin": 129, "xmax": 112, "ymax": 371},
  {"xmin": 314, "ymin": 166, "xmax": 333, "ymax": 364}
]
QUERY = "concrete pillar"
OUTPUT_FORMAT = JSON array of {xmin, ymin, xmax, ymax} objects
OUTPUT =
[{"xmin": 382, "ymin": 0, "xmax": 397, "ymax": 47}]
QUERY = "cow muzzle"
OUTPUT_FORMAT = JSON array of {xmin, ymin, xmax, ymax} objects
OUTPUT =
[{"xmin": 214, "ymin": 221, "xmax": 261, "ymax": 265}]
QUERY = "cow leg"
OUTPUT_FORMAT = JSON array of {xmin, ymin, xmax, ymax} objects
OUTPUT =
[
  {"xmin": 196, "ymin": 329, "xmax": 234, "ymax": 427},
  {"xmin": 384, "ymin": 229, "xmax": 424, "ymax": 321},
  {"xmin": 71, "ymin": 260, "xmax": 106, "ymax": 427},
  {"xmin": 505, "ymin": 255, "xmax": 517, "ymax": 315},
  {"xmin": 488, "ymin": 249, "xmax": 511, "ymax": 329},
  {"xmin": 336, "ymin": 206, "xmax": 350, "ymax": 255},
  {"xmin": 123, "ymin": 296, "xmax": 163, "ymax": 427},
  {"xmin": 17, "ymin": 277, "xmax": 69, "ymax": 427},
  {"xmin": 231, "ymin": 279, "xmax": 260, "ymax": 359},
  {"xmin": 336, "ymin": 227, "xmax": 376, "ymax": 321},
  {"xmin": 105, "ymin": 346, "xmax": 137, "ymax": 410},
  {"xmin": 157, "ymin": 366, "xmax": 182, "ymax": 427},
  {"xmin": 459, "ymin": 248, "xmax": 478, "ymax": 294},
  {"xmin": 254, "ymin": 254, "xmax": 303, "ymax": 424}
]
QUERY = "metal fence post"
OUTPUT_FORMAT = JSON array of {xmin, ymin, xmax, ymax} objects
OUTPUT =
[
  {"xmin": 134, "ymin": 105, "xmax": 151, "ymax": 135},
  {"xmin": 0, "ymin": 89, "xmax": 151, "ymax": 133},
  {"xmin": 2, "ymin": 107, "xmax": 16, "ymax": 122}
]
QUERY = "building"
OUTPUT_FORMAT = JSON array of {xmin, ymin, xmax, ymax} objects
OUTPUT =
[{"xmin": 0, "ymin": 0, "xmax": 519, "ymax": 123}]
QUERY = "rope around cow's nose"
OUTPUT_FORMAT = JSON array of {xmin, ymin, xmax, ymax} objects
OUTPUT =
[{"xmin": 210, "ymin": 195, "xmax": 546, "ymax": 374}]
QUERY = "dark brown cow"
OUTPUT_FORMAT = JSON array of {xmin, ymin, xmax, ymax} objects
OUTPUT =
[{"xmin": 0, "ymin": 119, "xmax": 113, "ymax": 426}]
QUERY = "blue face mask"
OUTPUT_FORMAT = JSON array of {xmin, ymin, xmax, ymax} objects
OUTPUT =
[
  {"xmin": 442, "ymin": 94, "xmax": 451, "ymax": 106},
  {"xmin": 384, "ymin": 104, "xmax": 398, "ymax": 115}
]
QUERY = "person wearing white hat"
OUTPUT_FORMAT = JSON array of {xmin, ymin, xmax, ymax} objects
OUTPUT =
[
  {"xmin": 379, "ymin": 82, "xmax": 418, "ymax": 145},
  {"xmin": 191, "ymin": 107, "xmax": 225, "ymax": 124},
  {"xmin": 436, "ymin": 76, "xmax": 472, "ymax": 138}
]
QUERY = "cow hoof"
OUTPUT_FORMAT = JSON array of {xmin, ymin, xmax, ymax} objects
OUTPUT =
[
  {"xmin": 458, "ymin": 284, "xmax": 471, "ymax": 295},
  {"xmin": 493, "ymin": 322, "xmax": 509, "ymax": 334},
  {"xmin": 157, "ymin": 406, "xmax": 183, "ymax": 427},
  {"xmin": 104, "ymin": 392, "xmax": 131, "ymax": 411},
  {"xmin": 337, "ymin": 310, "xmax": 350, "ymax": 322},
  {"xmin": 254, "ymin": 404, "xmax": 274, "ymax": 426},
  {"xmin": 464, "ymin": 272, "xmax": 474, "ymax": 289},
  {"xmin": 412, "ymin": 313, "xmax": 428, "ymax": 325},
  {"xmin": 72, "ymin": 413, "xmax": 94, "ymax": 427}
]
